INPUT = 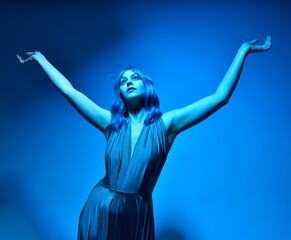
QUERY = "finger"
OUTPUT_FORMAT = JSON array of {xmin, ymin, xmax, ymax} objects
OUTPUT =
[
  {"xmin": 261, "ymin": 43, "xmax": 271, "ymax": 51},
  {"xmin": 266, "ymin": 35, "xmax": 272, "ymax": 46},
  {"xmin": 249, "ymin": 39, "xmax": 259, "ymax": 45},
  {"xmin": 266, "ymin": 41, "xmax": 272, "ymax": 50},
  {"xmin": 26, "ymin": 52, "xmax": 35, "ymax": 56},
  {"xmin": 265, "ymin": 36, "xmax": 270, "ymax": 43},
  {"xmin": 265, "ymin": 36, "xmax": 272, "ymax": 49},
  {"xmin": 17, "ymin": 55, "xmax": 34, "ymax": 64},
  {"xmin": 16, "ymin": 55, "xmax": 24, "ymax": 63}
]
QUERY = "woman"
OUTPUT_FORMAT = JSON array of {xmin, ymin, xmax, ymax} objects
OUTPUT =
[{"xmin": 17, "ymin": 35, "xmax": 272, "ymax": 240}]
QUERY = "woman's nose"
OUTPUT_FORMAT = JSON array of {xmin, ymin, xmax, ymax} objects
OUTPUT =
[{"xmin": 127, "ymin": 80, "xmax": 133, "ymax": 86}]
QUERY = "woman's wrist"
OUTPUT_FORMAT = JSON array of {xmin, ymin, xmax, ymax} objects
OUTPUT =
[
  {"xmin": 238, "ymin": 44, "xmax": 250, "ymax": 56},
  {"xmin": 33, "ymin": 52, "xmax": 46, "ymax": 63}
]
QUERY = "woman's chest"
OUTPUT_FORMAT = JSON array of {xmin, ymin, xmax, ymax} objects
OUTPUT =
[{"xmin": 130, "ymin": 124, "xmax": 144, "ymax": 157}]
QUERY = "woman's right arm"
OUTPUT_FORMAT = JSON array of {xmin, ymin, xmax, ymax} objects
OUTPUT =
[{"xmin": 17, "ymin": 51, "xmax": 111, "ymax": 133}]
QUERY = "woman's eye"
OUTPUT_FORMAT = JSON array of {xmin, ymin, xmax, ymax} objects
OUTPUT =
[{"xmin": 133, "ymin": 76, "xmax": 138, "ymax": 80}]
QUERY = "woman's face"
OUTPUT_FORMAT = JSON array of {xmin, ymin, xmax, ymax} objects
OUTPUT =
[{"xmin": 119, "ymin": 70, "xmax": 145, "ymax": 102}]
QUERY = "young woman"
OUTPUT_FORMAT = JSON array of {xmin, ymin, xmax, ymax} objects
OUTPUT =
[{"xmin": 17, "ymin": 35, "xmax": 272, "ymax": 240}]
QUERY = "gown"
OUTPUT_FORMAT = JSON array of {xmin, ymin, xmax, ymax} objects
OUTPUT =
[{"xmin": 77, "ymin": 117, "xmax": 170, "ymax": 240}]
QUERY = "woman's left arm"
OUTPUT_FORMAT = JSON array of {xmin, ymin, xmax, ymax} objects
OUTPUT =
[{"xmin": 164, "ymin": 36, "xmax": 272, "ymax": 139}]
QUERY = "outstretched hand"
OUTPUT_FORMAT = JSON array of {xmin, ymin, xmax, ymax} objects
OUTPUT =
[
  {"xmin": 16, "ymin": 51, "xmax": 43, "ymax": 64},
  {"xmin": 242, "ymin": 35, "xmax": 272, "ymax": 53}
]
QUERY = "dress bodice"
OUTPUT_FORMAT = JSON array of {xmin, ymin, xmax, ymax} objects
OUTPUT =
[{"xmin": 101, "ymin": 118, "xmax": 170, "ymax": 196}]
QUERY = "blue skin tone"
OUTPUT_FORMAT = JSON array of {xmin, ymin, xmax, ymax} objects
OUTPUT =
[{"xmin": 17, "ymin": 36, "xmax": 272, "ymax": 151}]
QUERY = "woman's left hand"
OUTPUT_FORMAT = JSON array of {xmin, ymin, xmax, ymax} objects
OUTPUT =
[{"xmin": 241, "ymin": 35, "xmax": 272, "ymax": 53}]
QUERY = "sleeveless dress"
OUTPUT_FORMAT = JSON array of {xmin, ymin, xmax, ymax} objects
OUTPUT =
[{"xmin": 78, "ymin": 118, "xmax": 170, "ymax": 240}]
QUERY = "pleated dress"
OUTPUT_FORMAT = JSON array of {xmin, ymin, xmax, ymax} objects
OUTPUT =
[{"xmin": 78, "ymin": 117, "xmax": 170, "ymax": 240}]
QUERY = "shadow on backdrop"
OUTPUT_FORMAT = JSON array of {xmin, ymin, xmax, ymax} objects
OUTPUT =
[
  {"xmin": 156, "ymin": 228, "xmax": 189, "ymax": 240},
  {"xmin": 0, "ymin": 174, "xmax": 68, "ymax": 240}
]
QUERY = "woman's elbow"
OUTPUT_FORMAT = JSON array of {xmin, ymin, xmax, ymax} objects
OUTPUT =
[
  {"xmin": 62, "ymin": 86, "xmax": 76, "ymax": 98},
  {"xmin": 214, "ymin": 91, "xmax": 230, "ymax": 106},
  {"xmin": 222, "ymin": 96, "xmax": 230, "ymax": 105}
]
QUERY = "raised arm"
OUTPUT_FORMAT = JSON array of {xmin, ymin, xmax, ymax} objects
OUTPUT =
[
  {"xmin": 163, "ymin": 36, "xmax": 272, "ymax": 145},
  {"xmin": 17, "ymin": 51, "xmax": 111, "ymax": 133}
]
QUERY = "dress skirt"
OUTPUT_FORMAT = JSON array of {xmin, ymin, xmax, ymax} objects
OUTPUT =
[{"xmin": 77, "ymin": 182, "xmax": 155, "ymax": 240}]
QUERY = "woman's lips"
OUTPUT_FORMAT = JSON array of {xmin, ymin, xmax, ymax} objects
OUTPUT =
[{"xmin": 127, "ymin": 87, "xmax": 136, "ymax": 92}]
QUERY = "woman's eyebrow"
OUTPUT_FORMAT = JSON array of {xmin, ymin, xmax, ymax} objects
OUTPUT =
[{"xmin": 121, "ymin": 74, "xmax": 137, "ymax": 80}]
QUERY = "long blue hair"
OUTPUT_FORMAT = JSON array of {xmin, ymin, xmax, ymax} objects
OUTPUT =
[{"xmin": 106, "ymin": 67, "xmax": 162, "ymax": 131}]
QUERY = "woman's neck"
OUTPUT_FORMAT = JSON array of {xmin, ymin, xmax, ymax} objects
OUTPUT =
[{"xmin": 128, "ymin": 107, "xmax": 146, "ymax": 124}]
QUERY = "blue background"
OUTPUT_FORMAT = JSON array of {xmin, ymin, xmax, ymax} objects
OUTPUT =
[{"xmin": 1, "ymin": 0, "xmax": 290, "ymax": 239}]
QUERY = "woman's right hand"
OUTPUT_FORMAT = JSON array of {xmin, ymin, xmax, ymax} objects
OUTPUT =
[{"xmin": 16, "ymin": 51, "xmax": 44, "ymax": 64}]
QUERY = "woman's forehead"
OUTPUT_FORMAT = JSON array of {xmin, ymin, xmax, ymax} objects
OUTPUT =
[{"xmin": 121, "ymin": 70, "xmax": 136, "ymax": 79}]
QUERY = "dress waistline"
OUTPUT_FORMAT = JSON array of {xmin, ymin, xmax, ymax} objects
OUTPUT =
[{"xmin": 100, "ymin": 181, "xmax": 151, "ymax": 198}]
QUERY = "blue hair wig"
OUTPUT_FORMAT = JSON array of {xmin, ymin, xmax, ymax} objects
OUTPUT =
[{"xmin": 106, "ymin": 67, "xmax": 162, "ymax": 131}]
